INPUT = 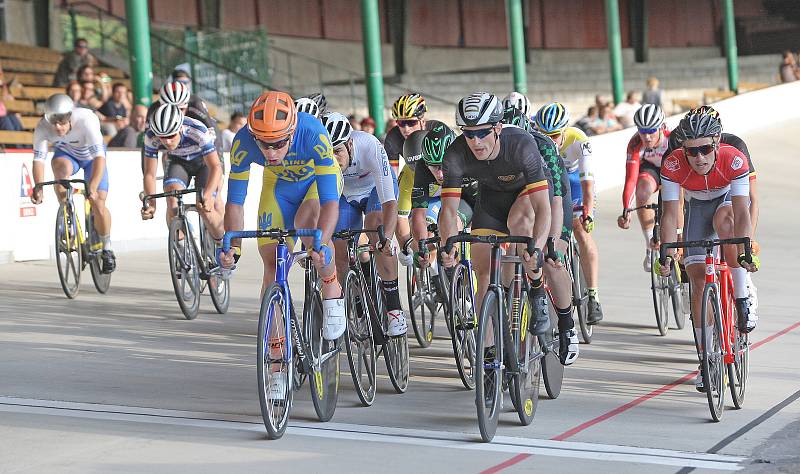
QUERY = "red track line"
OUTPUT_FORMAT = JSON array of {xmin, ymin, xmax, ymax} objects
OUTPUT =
[{"xmin": 479, "ymin": 321, "xmax": 800, "ymax": 474}]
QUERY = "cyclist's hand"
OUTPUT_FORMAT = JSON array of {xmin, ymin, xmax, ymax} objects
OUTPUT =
[
  {"xmin": 377, "ymin": 237, "xmax": 397, "ymax": 257},
  {"xmin": 86, "ymin": 186, "xmax": 98, "ymax": 202},
  {"xmin": 751, "ymin": 240, "xmax": 760, "ymax": 255},
  {"xmin": 440, "ymin": 246, "xmax": 457, "ymax": 268},
  {"xmin": 655, "ymin": 256, "xmax": 672, "ymax": 276},
  {"xmin": 413, "ymin": 251, "xmax": 430, "ymax": 268},
  {"xmin": 545, "ymin": 238, "xmax": 564, "ymax": 268},
  {"xmin": 219, "ymin": 247, "xmax": 239, "ymax": 269},
  {"xmin": 738, "ymin": 253, "xmax": 760, "ymax": 273},
  {"xmin": 200, "ymin": 190, "xmax": 215, "ymax": 212},
  {"xmin": 617, "ymin": 212, "xmax": 631, "ymax": 229},
  {"xmin": 523, "ymin": 248, "xmax": 543, "ymax": 274},
  {"xmin": 30, "ymin": 187, "xmax": 43, "ymax": 205},
  {"xmin": 582, "ymin": 215, "xmax": 595, "ymax": 233},
  {"xmin": 141, "ymin": 200, "xmax": 156, "ymax": 220},
  {"xmin": 310, "ymin": 244, "xmax": 333, "ymax": 268},
  {"xmin": 398, "ymin": 249, "xmax": 414, "ymax": 267},
  {"xmin": 649, "ymin": 234, "xmax": 660, "ymax": 250}
]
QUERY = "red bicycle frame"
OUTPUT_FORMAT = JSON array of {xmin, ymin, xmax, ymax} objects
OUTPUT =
[{"xmin": 704, "ymin": 252, "xmax": 737, "ymax": 365}]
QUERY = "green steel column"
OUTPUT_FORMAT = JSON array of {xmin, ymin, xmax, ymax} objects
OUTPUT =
[
  {"xmin": 721, "ymin": 0, "xmax": 739, "ymax": 93},
  {"xmin": 125, "ymin": 0, "xmax": 153, "ymax": 106},
  {"xmin": 605, "ymin": 0, "xmax": 624, "ymax": 104},
  {"xmin": 506, "ymin": 0, "xmax": 527, "ymax": 94},
  {"xmin": 360, "ymin": 0, "xmax": 385, "ymax": 136}
]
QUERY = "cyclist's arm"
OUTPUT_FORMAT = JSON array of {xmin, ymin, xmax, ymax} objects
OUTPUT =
[
  {"xmin": 225, "ymin": 138, "xmax": 253, "ymax": 248},
  {"xmin": 311, "ymin": 132, "xmax": 342, "ymax": 244},
  {"xmin": 550, "ymin": 196, "xmax": 563, "ymax": 241},
  {"xmin": 578, "ymin": 141, "xmax": 595, "ymax": 217},
  {"xmin": 749, "ymin": 179, "xmax": 759, "ymax": 234},
  {"xmin": 368, "ymin": 137, "xmax": 398, "ymax": 240},
  {"xmin": 85, "ymin": 119, "xmax": 106, "ymax": 195},
  {"xmin": 142, "ymin": 133, "xmax": 162, "ymax": 198},
  {"xmin": 730, "ymin": 173, "xmax": 752, "ymax": 248},
  {"xmin": 31, "ymin": 126, "xmax": 49, "ymax": 186},
  {"xmin": 622, "ymin": 140, "xmax": 640, "ymax": 210},
  {"xmin": 439, "ymin": 147, "xmax": 465, "ymax": 246},
  {"xmin": 202, "ymin": 150, "xmax": 222, "ymax": 205}
]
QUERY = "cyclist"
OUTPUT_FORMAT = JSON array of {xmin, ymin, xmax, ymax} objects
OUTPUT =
[
  {"xmin": 657, "ymin": 110, "xmax": 759, "ymax": 391},
  {"xmin": 295, "ymin": 94, "xmax": 326, "ymax": 118},
  {"xmin": 322, "ymin": 112, "xmax": 406, "ymax": 336},
  {"xmin": 502, "ymin": 106, "xmax": 579, "ymax": 364},
  {"xmin": 219, "ymin": 91, "xmax": 345, "ymax": 341},
  {"xmin": 140, "ymin": 104, "xmax": 224, "ymax": 243},
  {"xmin": 502, "ymin": 91, "xmax": 533, "ymax": 118},
  {"xmin": 30, "ymin": 93, "xmax": 116, "ymax": 273},
  {"xmin": 534, "ymin": 102, "xmax": 604, "ymax": 325},
  {"xmin": 149, "ymin": 80, "xmax": 219, "ymax": 145},
  {"xmin": 617, "ymin": 104, "xmax": 670, "ymax": 271},
  {"xmin": 383, "ymin": 94, "xmax": 446, "ymax": 265},
  {"xmin": 439, "ymin": 92, "xmax": 552, "ymax": 341}
]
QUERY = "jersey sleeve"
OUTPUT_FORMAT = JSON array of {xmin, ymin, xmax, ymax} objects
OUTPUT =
[
  {"xmin": 660, "ymin": 151, "xmax": 681, "ymax": 202},
  {"xmin": 441, "ymin": 140, "xmax": 466, "ymax": 198},
  {"xmin": 411, "ymin": 164, "xmax": 435, "ymax": 209},
  {"xmin": 576, "ymin": 136, "xmax": 593, "ymax": 182},
  {"xmin": 726, "ymin": 151, "xmax": 751, "ymax": 197},
  {"xmin": 32, "ymin": 122, "xmax": 50, "ymax": 162},
  {"xmin": 366, "ymin": 136, "xmax": 396, "ymax": 204},
  {"xmin": 622, "ymin": 135, "xmax": 641, "ymax": 209},
  {"xmin": 519, "ymin": 139, "xmax": 549, "ymax": 197},
  {"xmin": 142, "ymin": 131, "xmax": 161, "ymax": 159},
  {"xmin": 226, "ymin": 135, "xmax": 255, "ymax": 206},
  {"xmin": 383, "ymin": 127, "xmax": 403, "ymax": 170},
  {"xmin": 310, "ymin": 129, "xmax": 342, "ymax": 205},
  {"xmin": 723, "ymin": 134, "xmax": 756, "ymax": 180},
  {"xmin": 83, "ymin": 112, "xmax": 106, "ymax": 158}
]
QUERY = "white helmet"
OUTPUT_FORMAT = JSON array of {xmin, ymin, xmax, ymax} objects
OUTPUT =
[
  {"xmin": 456, "ymin": 92, "xmax": 504, "ymax": 127},
  {"xmin": 159, "ymin": 81, "xmax": 190, "ymax": 107},
  {"xmin": 295, "ymin": 97, "xmax": 320, "ymax": 117},
  {"xmin": 633, "ymin": 104, "xmax": 665, "ymax": 130},
  {"xmin": 503, "ymin": 91, "xmax": 532, "ymax": 117},
  {"xmin": 149, "ymin": 103, "xmax": 183, "ymax": 137},
  {"xmin": 321, "ymin": 112, "xmax": 352, "ymax": 147},
  {"xmin": 44, "ymin": 93, "xmax": 74, "ymax": 123}
]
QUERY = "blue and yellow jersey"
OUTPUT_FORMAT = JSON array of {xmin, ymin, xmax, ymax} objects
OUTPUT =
[{"xmin": 227, "ymin": 112, "xmax": 340, "ymax": 206}]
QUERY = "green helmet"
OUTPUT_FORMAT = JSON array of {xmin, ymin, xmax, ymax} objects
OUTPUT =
[{"xmin": 422, "ymin": 124, "xmax": 455, "ymax": 166}]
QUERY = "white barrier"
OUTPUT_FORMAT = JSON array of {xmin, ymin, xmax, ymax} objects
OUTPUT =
[{"xmin": 4, "ymin": 82, "xmax": 798, "ymax": 263}]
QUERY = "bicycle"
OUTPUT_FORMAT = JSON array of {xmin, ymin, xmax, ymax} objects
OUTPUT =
[
  {"xmin": 221, "ymin": 228, "xmax": 340, "ymax": 439},
  {"xmin": 404, "ymin": 223, "xmax": 449, "ymax": 348},
  {"xmin": 564, "ymin": 233, "xmax": 591, "ymax": 343},
  {"xmin": 35, "ymin": 179, "xmax": 111, "ymax": 299},
  {"xmin": 444, "ymin": 233, "xmax": 544, "ymax": 442},
  {"xmin": 625, "ymin": 202, "xmax": 687, "ymax": 335},
  {"xmin": 447, "ymin": 230, "xmax": 478, "ymax": 390},
  {"xmin": 335, "ymin": 226, "xmax": 410, "ymax": 405},
  {"xmin": 660, "ymin": 237, "xmax": 752, "ymax": 422},
  {"xmin": 141, "ymin": 188, "xmax": 230, "ymax": 320}
]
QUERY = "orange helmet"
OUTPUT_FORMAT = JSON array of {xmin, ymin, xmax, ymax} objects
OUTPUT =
[{"xmin": 248, "ymin": 91, "xmax": 297, "ymax": 141}]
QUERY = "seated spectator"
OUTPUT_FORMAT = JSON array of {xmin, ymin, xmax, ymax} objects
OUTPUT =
[
  {"xmin": 76, "ymin": 64, "xmax": 96, "ymax": 85},
  {"xmin": 98, "ymin": 83, "xmax": 129, "ymax": 137},
  {"xmin": 79, "ymin": 81, "xmax": 103, "ymax": 111},
  {"xmin": 642, "ymin": 76, "xmax": 662, "ymax": 107},
  {"xmin": 108, "ymin": 104, "xmax": 148, "ymax": 148},
  {"xmin": 221, "ymin": 111, "xmax": 247, "ymax": 152},
  {"xmin": 96, "ymin": 73, "xmax": 113, "ymax": 103},
  {"xmin": 360, "ymin": 117, "xmax": 376, "ymax": 134},
  {"xmin": 53, "ymin": 38, "xmax": 98, "ymax": 87},
  {"xmin": 779, "ymin": 50, "xmax": 799, "ymax": 83},
  {"xmin": 590, "ymin": 104, "xmax": 623, "ymax": 135},
  {"xmin": 613, "ymin": 91, "xmax": 640, "ymax": 128},
  {"xmin": 575, "ymin": 106, "xmax": 599, "ymax": 136},
  {"xmin": 65, "ymin": 80, "xmax": 84, "ymax": 106}
]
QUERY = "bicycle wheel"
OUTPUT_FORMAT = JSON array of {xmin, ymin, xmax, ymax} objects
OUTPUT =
[
  {"xmin": 449, "ymin": 263, "xmax": 477, "ymax": 390},
  {"xmin": 87, "ymin": 214, "xmax": 111, "ymax": 294},
  {"xmin": 540, "ymin": 295, "xmax": 564, "ymax": 399},
  {"xmin": 700, "ymin": 284, "xmax": 725, "ymax": 422},
  {"xmin": 570, "ymin": 240, "xmax": 591, "ymax": 343},
  {"xmin": 55, "ymin": 203, "xmax": 82, "ymax": 298},
  {"xmin": 728, "ymin": 294, "xmax": 749, "ymax": 409},
  {"xmin": 669, "ymin": 259, "xmax": 686, "ymax": 330},
  {"xmin": 650, "ymin": 249, "xmax": 670, "ymax": 336},
  {"xmin": 382, "ymin": 273, "xmax": 409, "ymax": 394},
  {"xmin": 344, "ymin": 270, "xmax": 377, "ymax": 406},
  {"xmin": 167, "ymin": 218, "xmax": 200, "ymax": 320},
  {"xmin": 407, "ymin": 265, "xmax": 436, "ymax": 348},
  {"xmin": 304, "ymin": 271, "xmax": 339, "ymax": 422},
  {"xmin": 510, "ymin": 289, "xmax": 542, "ymax": 426},
  {"xmin": 257, "ymin": 283, "xmax": 293, "ymax": 439},
  {"xmin": 475, "ymin": 288, "xmax": 502, "ymax": 442},
  {"xmin": 200, "ymin": 221, "xmax": 230, "ymax": 314}
]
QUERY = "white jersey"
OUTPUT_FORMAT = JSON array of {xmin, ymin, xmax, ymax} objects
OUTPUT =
[
  {"xmin": 341, "ymin": 130, "xmax": 396, "ymax": 203},
  {"xmin": 33, "ymin": 108, "xmax": 105, "ymax": 163}
]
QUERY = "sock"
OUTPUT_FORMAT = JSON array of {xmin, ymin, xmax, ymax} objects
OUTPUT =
[
  {"xmin": 360, "ymin": 261, "xmax": 372, "ymax": 279},
  {"xmin": 100, "ymin": 234, "xmax": 112, "ymax": 251},
  {"xmin": 429, "ymin": 258, "xmax": 439, "ymax": 276},
  {"xmin": 643, "ymin": 227, "xmax": 654, "ymax": 248},
  {"xmin": 694, "ymin": 327, "xmax": 703, "ymax": 351},
  {"xmin": 531, "ymin": 277, "xmax": 543, "ymax": 290},
  {"xmin": 557, "ymin": 306, "xmax": 574, "ymax": 332},
  {"xmin": 731, "ymin": 267, "xmax": 748, "ymax": 299},
  {"xmin": 705, "ymin": 326, "xmax": 713, "ymax": 352},
  {"xmin": 588, "ymin": 288, "xmax": 598, "ymax": 301},
  {"xmin": 382, "ymin": 278, "xmax": 402, "ymax": 312}
]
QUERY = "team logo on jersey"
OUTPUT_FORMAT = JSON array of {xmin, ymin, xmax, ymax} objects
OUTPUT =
[
  {"xmin": 230, "ymin": 140, "xmax": 247, "ymax": 166},
  {"xmin": 663, "ymin": 157, "xmax": 680, "ymax": 172},
  {"xmin": 581, "ymin": 141, "xmax": 592, "ymax": 154},
  {"xmin": 497, "ymin": 174, "xmax": 518, "ymax": 182},
  {"xmin": 731, "ymin": 156, "xmax": 744, "ymax": 171},
  {"xmin": 406, "ymin": 153, "xmax": 422, "ymax": 164},
  {"xmin": 314, "ymin": 133, "xmax": 335, "ymax": 161},
  {"xmin": 411, "ymin": 187, "xmax": 424, "ymax": 200}
]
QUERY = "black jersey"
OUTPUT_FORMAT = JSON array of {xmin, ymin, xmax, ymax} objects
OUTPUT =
[
  {"xmin": 411, "ymin": 162, "xmax": 478, "ymax": 210},
  {"xmin": 383, "ymin": 120, "xmax": 446, "ymax": 171}
]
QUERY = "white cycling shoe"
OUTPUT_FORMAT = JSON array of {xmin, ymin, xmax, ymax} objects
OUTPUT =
[
  {"xmin": 322, "ymin": 298, "xmax": 346, "ymax": 341},
  {"xmin": 386, "ymin": 309, "xmax": 408, "ymax": 336},
  {"xmin": 268, "ymin": 372, "xmax": 288, "ymax": 400}
]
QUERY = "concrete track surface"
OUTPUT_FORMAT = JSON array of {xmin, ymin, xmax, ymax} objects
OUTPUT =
[{"xmin": 2, "ymin": 121, "xmax": 799, "ymax": 473}]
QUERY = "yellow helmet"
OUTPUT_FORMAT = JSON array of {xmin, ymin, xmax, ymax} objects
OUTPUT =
[{"xmin": 391, "ymin": 93, "xmax": 427, "ymax": 120}]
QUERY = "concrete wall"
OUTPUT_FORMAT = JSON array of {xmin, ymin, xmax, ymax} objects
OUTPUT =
[{"xmin": 5, "ymin": 0, "xmax": 36, "ymax": 45}]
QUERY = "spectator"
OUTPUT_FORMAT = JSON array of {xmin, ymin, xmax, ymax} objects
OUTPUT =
[
  {"xmin": 348, "ymin": 114, "xmax": 361, "ymax": 131},
  {"xmin": 96, "ymin": 72, "xmax": 113, "ymax": 103},
  {"xmin": 360, "ymin": 116, "xmax": 376, "ymax": 134},
  {"xmin": 642, "ymin": 76, "xmax": 662, "ymax": 107},
  {"xmin": 575, "ymin": 106, "xmax": 599, "ymax": 136},
  {"xmin": 221, "ymin": 111, "xmax": 247, "ymax": 152},
  {"xmin": 65, "ymin": 80, "xmax": 83, "ymax": 105},
  {"xmin": 595, "ymin": 94, "xmax": 610, "ymax": 110},
  {"xmin": 79, "ymin": 81, "xmax": 103, "ymax": 111},
  {"xmin": 613, "ymin": 91, "xmax": 641, "ymax": 128},
  {"xmin": 53, "ymin": 38, "xmax": 98, "ymax": 87},
  {"xmin": 590, "ymin": 104, "xmax": 623, "ymax": 135},
  {"xmin": 76, "ymin": 64, "xmax": 95, "ymax": 85},
  {"xmin": 779, "ymin": 50, "xmax": 799, "ymax": 83},
  {"xmin": 108, "ymin": 104, "xmax": 148, "ymax": 148},
  {"xmin": 98, "ymin": 82, "xmax": 129, "ymax": 136}
]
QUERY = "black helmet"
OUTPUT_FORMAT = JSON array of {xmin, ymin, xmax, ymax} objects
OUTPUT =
[
  {"xmin": 502, "ymin": 106, "xmax": 532, "ymax": 132},
  {"xmin": 422, "ymin": 124, "xmax": 455, "ymax": 166},
  {"xmin": 402, "ymin": 129, "xmax": 428, "ymax": 166},
  {"xmin": 677, "ymin": 106, "xmax": 722, "ymax": 141},
  {"xmin": 306, "ymin": 92, "xmax": 328, "ymax": 115}
]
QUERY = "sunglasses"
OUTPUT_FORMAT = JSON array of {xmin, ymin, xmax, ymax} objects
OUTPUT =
[
  {"xmin": 397, "ymin": 119, "xmax": 420, "ymax": 128},
  {"xmin": 76, "ymin": 44, "xmax": 88, "ymax": 49},
  {"xmin": 683, "ymin": 144, "xmax": 715, "ymax": 157},
  {"xmin": 462, "ymin": 127, "xmax": 494, "ymax": 140},
  {"xmin": 545, "ymin": 131, "xmax": 562, "ymax": 141},
  {"xmin": 255, "ymin": 135, "xmax": 291, "ymax": 150},
  {"xmin": 637, "ymin": 127, "xmax": 659, "ymax": 135},
  {"xmin": 157, "ymin": 132, "xmax": 179, "ymax": 141}
]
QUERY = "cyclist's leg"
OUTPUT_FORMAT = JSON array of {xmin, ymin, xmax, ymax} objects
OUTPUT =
[
  {"xmin": 162, "ymin": 158, "xmax": 189, "ymax": 228},
  {"xmin": 635, "ymin": 162, "xmax": 659, "ymax": 247},
  {"xmin": 712, "ymin": 194, "xmax": 752, "ymax": 329},
  {"xmin": 256, "ymin": 176, "xmax": 299, "ymax": 295},
  {"xmin": 191, "ymin": 160, "xmax": 224, "ymax": 240},
  {"xmin": 570, "ymin": 170, "xmax": 602, "ymax": 321},
  {"xmin": 333, "ymin": 195, "xmax": 360, "ymax": 282},
  {"xmin": 50, "ymin": 150, "xmax": 79, "ymax": 202},
  {"xmin": 396, "ymin": 166, "xmax": 414, "ymax": 250}
]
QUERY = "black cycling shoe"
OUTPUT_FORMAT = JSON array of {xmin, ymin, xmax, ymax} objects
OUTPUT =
[
  {"xmin": 586, "ymin": 296, "xmax": 603, "ymax": 325},
  {"xmin": 528, "ymin": 286, "xmax": 551, "ymax": 335},
  {"xmin": 735, "ymin": 298, "xmax": 753, "ymax": 333},
  {"xmin": 101, "ymin": 249, "xmax": 116, "ymax": 274},
  {"xmin": 558, "ymin": 329, "xmax": 580, "ymax": 366}
]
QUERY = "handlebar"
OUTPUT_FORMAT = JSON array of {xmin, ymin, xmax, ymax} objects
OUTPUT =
[
  {"xmin": 333, "ymin": 225, "xmax": 385, "ymax": 244},
  {"xmin": 34, "ymin": 179, "xmax": 87, "ymax": 191},
  {"xmin": 222, "ymin": 228, "xmax": 322, "ymax": 253},
  {"xmin": 443, "ymin": 233, "xmax": 539, "ymax": 260},
  {"xmin": 624, "ymin": 203, "xmax": 659, "ymax": 215},
  {"xmin": 141, "ymin": 187, "xmax": 202, "ymax": 209},
  {"xmin": 659, "ymin": 237, "xmax": 751, "ymax": 265}
]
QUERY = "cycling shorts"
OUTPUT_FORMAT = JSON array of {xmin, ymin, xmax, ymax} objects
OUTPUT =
[
  {"xmin": 683, "ymin": 192, "xmax": 735, "ymax": 266},
  {"xmin": 569, "ymin": 169, "xmax": 595, "ymax": 218},
  {"xmin": 335, "ymin": 180, "xmax": 399, "ymax": 233},
  {"xmin": 54, "ymin": 149, "xmax": 109, "ymax": 192},
  {"xmin": 164, "ymin": 157, "xmax": 209, "ymax": 190}
]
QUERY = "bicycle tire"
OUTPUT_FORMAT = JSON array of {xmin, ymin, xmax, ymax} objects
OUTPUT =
[
  {"xmin": 728, "ymin": 291, "xmax": 749, "ymax": 408},
  {"xmin": 650, "ymin": 249, "xmax": 670, "ymax": 336},
  {"xmin": 55, "ymin": 203, "xmax": 82, "ymax": 298},
  {"xmin": 305, "ymin": 268, "xmax": 339, "ymax": 422},
  {"xmin": 257, "ymin": 283, "xmax": 293, "ymax": 439},
  {"xmin": 200, "ymin": 220, "xmax": 230, "ymax": 314},
  {"xmin": 540, "ymin": 295, "xmax": 564, "ymax": 399},
  {"xmin": 571, "ymin": 240, "xmax": 592, "ymax": 343},
  {"xmin": 510, "ymin": 289, "xmax": 542, "ymax": 426},
  {"xmin": 167, "ymin": 218, "xmax": 200, "ymax": 320},
  {"xmin": 449, "ymin": 263, "xmax": 477, "ymax": 390},
  {"xmin": 669, "ymin": 259, "xmax": 685, "ymax": 330},
  {"xmin": 344, "ymin": 270, "xmax": 377, "ymax": 406},
  {"xmin": 475, "ymin": 288, "xmax": 502, "ymax": 442},
  {"xmin": 381, "ymin": 272, "xmax": 409, "ymax": 394},
  {"xmin": 700, "ymin": 284, "xmax": 725, "ymax": 422},
  {"xmin": 408, "ymin": 266, "xmax": 435, "ymax": 348},
  {"xmin": 87, "ymin": 214, "xmax": 111, "ymax": 294}
]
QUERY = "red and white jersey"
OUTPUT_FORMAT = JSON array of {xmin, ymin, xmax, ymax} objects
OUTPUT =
[
  {"xmin": 621, "ymin": 129, "xmax": 670, "ymax": 208},
  {"xmin": 660, "ymin": 144, "xmax": 750, "ymax": 201}
]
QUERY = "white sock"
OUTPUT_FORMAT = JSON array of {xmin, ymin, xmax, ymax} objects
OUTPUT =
[
  {"xmin": 705, "ymin": 326, "xmax": 713, "ymax": 351},
  {"xmin": 732, "ymin": 266, "xmax": 748, "ymax": 299},
  {"xmin": 429, "ymin": 258, "xmax": 439, "ymax": 276},
  {"xmin": 694, "ymin": 327, "xmax": 703, "ymax": 351},
  {"xmin": 100, "ymin": 235, "xmax": 112, "ymax": 251},
  {"xmin": 643, "ymin": 227, "xmax": 654, "ymax": 248}
]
